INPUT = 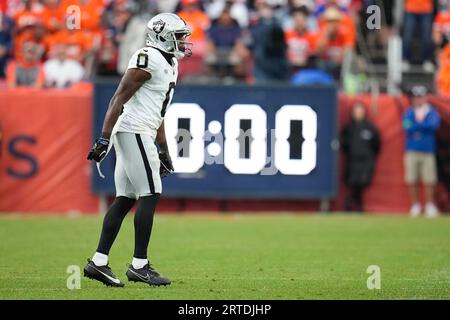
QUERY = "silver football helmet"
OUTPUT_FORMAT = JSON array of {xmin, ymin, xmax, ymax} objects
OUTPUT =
[{"xmin": 145, "ymin": 13, "xmax": 192, "ymax": 60}]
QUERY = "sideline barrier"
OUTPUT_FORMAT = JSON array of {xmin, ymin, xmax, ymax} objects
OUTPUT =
[{"xmin": 0, "ymin": 85, "xmax": 98, "ymax": 213}]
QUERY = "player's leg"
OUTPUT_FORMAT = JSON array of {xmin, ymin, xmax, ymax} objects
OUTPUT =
[
  {"xmin": 95, "ymin": 143, "xmax": 137, "ymax": 257},
  {"xmin": 94, "ymin": 197, "xmax": 135, "ymax": 257},
  {"xmin": 84, "ymin": 196, "xmax": 134, "ymax": 287},
  {"xmin": 122, "ymin": 133, "xmax": 170, "ymax": 286},
  {"xmin": 84, "ymin": 134, "xmax": 136, "ymax": 287},
  {"xmin": 126, "ymin": 194, "xmax": 171, "ymax": 286},
  {"xmin": 133, "ymin": 194, "xmax": 159, "ymax": 262}
]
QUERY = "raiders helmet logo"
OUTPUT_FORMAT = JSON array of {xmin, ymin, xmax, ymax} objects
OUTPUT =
[{"xmin": 152, "ymin": 19, "xmax": 165, "ymax": 34}]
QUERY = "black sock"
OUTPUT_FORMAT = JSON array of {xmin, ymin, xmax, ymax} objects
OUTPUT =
[
  {"xmin": 96, "ymin": 196, "xmax": 136, "ymax": 255},
  {"xmin": 133, "ymin": 194, "xmax": 160, "ymax": 259}
]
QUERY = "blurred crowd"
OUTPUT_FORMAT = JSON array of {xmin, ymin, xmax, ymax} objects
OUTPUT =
[
  {"xmin": 0, "ymin": 0, "xmax": 368, "ymax": 89},
  {"xmin": 0, "ymin": 0, "xmax": 450, "ymax": 92}
]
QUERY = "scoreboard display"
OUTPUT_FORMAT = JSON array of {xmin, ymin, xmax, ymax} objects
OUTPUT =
[{"xmin": 93, "ymin": 84, "xmax": 338, "ymax": 199}]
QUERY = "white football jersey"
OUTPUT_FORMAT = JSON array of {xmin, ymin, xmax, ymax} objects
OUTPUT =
[{"xmin": 116, "ymin": 46, "xmax": 178, "ymax": 136}]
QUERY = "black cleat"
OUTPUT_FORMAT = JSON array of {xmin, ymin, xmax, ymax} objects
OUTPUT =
[
  {"xmin": 83, "ymin": 259, "xmax": 125, "ymax": 287},
  {"xmin": 126, "ymin": 263, "xmax": 171, "ymax": 286}
]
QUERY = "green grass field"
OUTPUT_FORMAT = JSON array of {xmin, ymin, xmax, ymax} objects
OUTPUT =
[{"xmin": 0, "ymin": 213, "xmax": 449, "ymax": 300}]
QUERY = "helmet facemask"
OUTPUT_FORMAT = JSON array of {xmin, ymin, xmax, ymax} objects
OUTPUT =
[{"xmin": 170, "ymin": 30, "xmax": 193, "ymax": 59}]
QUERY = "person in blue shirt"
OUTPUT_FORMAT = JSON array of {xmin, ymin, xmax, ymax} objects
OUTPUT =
[
  {"xmin": 248, "ymin": 2, "xmax": 288, "ymax": 83},
  {"xmin": 205, "ymin": 5, "xmax": 244, "ymax": 78},
  {"xmin": 402, "ymin": 85, "xmax": 441, "ymax": 217}
]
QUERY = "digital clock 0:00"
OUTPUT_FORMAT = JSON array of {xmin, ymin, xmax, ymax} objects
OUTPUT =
[{"xmin": 164, "ymin": 103, "xmax": 318, "ymax": 175}]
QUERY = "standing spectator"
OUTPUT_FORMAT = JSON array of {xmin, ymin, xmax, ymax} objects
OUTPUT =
[
  {"xmin": 43, "ymin": 43, "xmax": 84, "ymax": 88},
  {"xmin": 249, "ymin": 1, "xmax": 288, "ymax": 83},
  {"xmin": 341, "ymin": 102, "xmax": 380, "ymax": 212},
  {"xmin": 6, "ymin": 41, "xmax": 44, "ymax": 88},
  {"xmin": 205, "ymin": 5, "xmax": 247, "ymax": 78},
  {"xmin": 207, "ymin": 6, "xmax": 242, "ymax": 50},
  {"xmin": 178, "ymin": 0, "xmax": 210, "ymax": 55},
  {"xmin": 402, "ymin": 85, "xmax": 441, "ymax": 217},
  {"xmin": 0, "ymin": 11, "xmax": 14, "ymax": 78},
  {"xmin": 316, "ymin": 7, "xmax": 354, "ymax": 79},
  {"xmin": 402, "ymin": 0, "xmax": 435, "ymax": 72},
  {"xmin": 284, "ymin": 6, "xmax": 317, "ymax": 69}
]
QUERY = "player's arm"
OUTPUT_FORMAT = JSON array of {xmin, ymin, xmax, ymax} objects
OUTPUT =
[
  {"xmin": 157, "ymin": 121, "xmax": 174, "ymax": 178},
  {"xmin": 102, "ymin": 68, "xmax": 151, "ymax": 138},
  {"xmin": 87, "ymin": 68, "xmax": 151, "ymax": 162}
]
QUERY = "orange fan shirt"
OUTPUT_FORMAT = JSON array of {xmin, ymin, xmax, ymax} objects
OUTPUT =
[
  {"xmin": 285, "ymin": 29, "xmax": 317, "ymax": 64},
  {"xmin": 42, "ymin": 3, "xmax": 65, "ymax": 32},
  {"xmin": 318, "ymin": 24, "xmax": 354, "ymax": 61},
  {"xmin": 178, "ymin": 9, "xmax": 210, "ymax": 42},
  {"xmin": 60, "ymin": 0, "xmax": 104, "ymax": 31},
  {"xmin": 13, "ymin": 9, "xmax": 44, "ymax": 29},
  {"xmin": 405, "ymin": 0, "xmax": 433, "ymax": 14}
]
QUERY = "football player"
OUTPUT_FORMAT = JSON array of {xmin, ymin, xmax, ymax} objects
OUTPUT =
[{"xmin": 84, "ymin": 13, "xmax": 192, "ymax": 287}]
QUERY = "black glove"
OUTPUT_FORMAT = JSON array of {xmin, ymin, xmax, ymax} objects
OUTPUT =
[
  {"xmin": 87, "ymin": 137, "xmax": 109, "ymax": 162},
  {"xmin": 159, "ymin": 151, "xmax": 174, "ymax": 178}
]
